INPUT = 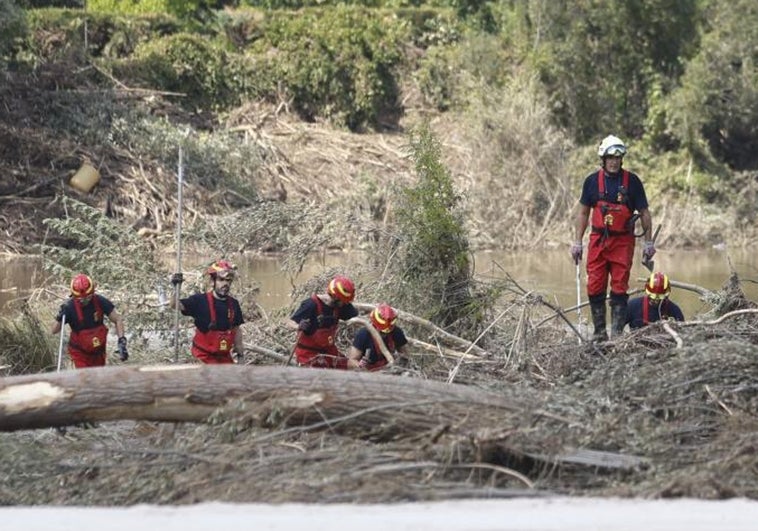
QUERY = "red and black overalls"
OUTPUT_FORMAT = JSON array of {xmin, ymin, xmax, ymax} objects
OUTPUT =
[
  {"xmin": 641, "ymin": 296, "xmax": 673, "ymax": 325},
  {"xmin": 191, "ymin": 291, "xmax": 237, "ymax": 365},
  {"xmin": 587, "ymin": 169, "xmax": 636, "ymax": 297},
  {"xmin": 68, "ymin": 296, "xmax": 109, "ymax": 368},
  {"xmin": 294, "ymin": 295, "xmax": 348, "ymax": 369},
  {"xmin": 363, "ymin": 333, "xmax": 394, "ymax": 371}
]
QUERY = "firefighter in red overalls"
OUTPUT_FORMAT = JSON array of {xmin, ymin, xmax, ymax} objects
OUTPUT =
[
  {"xmin": 170, "ymin": 260, "xmax": 245, "ymax": 364},
  {"xmin": 571, "ymin": 135, "xmax": 656, "ymax": 341},
  {"xmin": 348, "ymin": 303, "xmax": 408, "ymax": 371},
  {"xmin": 288, "ymin": 275, "xmax": 358, "ymax": 369},
  {"xmin": 625, "ymin": 271, "xmax": 684, "ymax": 329},
  {"xmin": 51, "ymin": 273, "xmax": 128, "ymax": 368}
]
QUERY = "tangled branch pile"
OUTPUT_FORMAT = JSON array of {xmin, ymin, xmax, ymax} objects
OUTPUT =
[{"xmin": 1, "ymin": 278, "xmax": 757, "ymax": 505}]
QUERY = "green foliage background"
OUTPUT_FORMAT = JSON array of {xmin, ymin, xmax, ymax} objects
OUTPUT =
[{"xmin": 4, "ymin": 0, "xmax": 758, "ymax": 288}]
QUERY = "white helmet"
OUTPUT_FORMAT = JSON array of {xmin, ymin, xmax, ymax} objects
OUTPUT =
[{"xmin": 597, "ymin": 135, "xmax": 627, "ymax": 158}]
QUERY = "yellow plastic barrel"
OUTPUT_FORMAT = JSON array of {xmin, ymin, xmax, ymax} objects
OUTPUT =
[{"xmin": 69, "ymin": 163, "xmax": 101, "ymax": 193}]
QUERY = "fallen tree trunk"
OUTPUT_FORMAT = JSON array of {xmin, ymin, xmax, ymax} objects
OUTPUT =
[
  {"xmin": 0, "ymin": 365, "xmax": 646, "ymax": 471},
  {"xmin": 0, "ymin": 365, "xmax": 534, "ymax": 434}
]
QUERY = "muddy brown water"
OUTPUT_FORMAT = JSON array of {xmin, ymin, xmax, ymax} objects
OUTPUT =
[{"xmin": 1, "ymin": 248, "xmax": 757, "ymax": 320}]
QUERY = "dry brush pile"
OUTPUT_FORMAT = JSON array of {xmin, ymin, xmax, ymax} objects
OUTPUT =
[{"xmin": 1, "ymin": 274, "xmax": 757, "ymax": 506}]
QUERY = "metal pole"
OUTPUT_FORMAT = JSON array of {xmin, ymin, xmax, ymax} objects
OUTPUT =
[
  {"xmin": 56, "ymin": 313, "xmax": 66, "ymax": 372},
  {"xmin": 173, "ymin": 146, "xmax": 184, "ymax": 363},
  {"xmin": 575, "ymin": 263, "xmax": 583, "ymax": 344}
]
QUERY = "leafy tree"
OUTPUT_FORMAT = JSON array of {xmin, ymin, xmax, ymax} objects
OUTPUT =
[
  {"xmin": 663, "ymin": 0, "xmax": 758, "ymax": 170},
  {"xmin": 517, "ymin": 0, "xmax": 702, "ymax": 143}
]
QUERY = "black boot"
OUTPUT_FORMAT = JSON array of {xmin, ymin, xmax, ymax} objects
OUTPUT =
[
  {"xmin": 610, "ymin": 302, "xmax": 627, "ymax": 339},
  {"xmin": 590, "ymin": 301, "xmax": 608, "ymax": 342}
]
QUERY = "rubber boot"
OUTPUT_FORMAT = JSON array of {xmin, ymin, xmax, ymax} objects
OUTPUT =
[
  {"xmin": 590, "ymin": 301, "xmax": 608, "ymax": 342},
  {"xmin": 610, "ymin": 302, "xmax": 627, "ymax": 339}
]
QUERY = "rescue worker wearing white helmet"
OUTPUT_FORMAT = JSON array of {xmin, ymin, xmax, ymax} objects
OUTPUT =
[
  {"xmin": 625, "ymin": 271, "xmax": 684, "ymax": 329},
  {"xmin": 571, "ymin": 135, "xmax": 655, "ymax": 341}
]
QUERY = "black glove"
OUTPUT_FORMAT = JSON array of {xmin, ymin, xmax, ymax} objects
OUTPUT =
[
  {"xmin": 170, "ymin": 272, "xmax": 184, "ymax": 286},
  {"xmin": 297, "ymin": 319, "xmax": 312, "ymax": 334},
  {"xmin": 117, "ymin": 336, "xmax": 129, "ymax": 362},
  {"xmin": 57, "ymin": 303, "xmax": 67, "ymax": 321},
  {"xmin": 316, "ymin": 314, "xmax": 336, "ymax": 328}
]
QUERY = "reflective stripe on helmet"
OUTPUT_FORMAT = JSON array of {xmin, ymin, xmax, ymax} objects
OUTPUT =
[
  {"xmin": 645, "ymin": 272, "xmax": 670, "ymax": 300},
  {"xmin": 70, "ymin": 273, "xmax": 95, "ymax": 298},
  {"xmin": 370, "ymin": 303, "xmax": 397, "ymax": 333},
  {"xmin": 207, "ymin": 260, "xmax": 236, "ymax": 279},
  {"xmin": 327, "ymin": 276, "xmax": 355, "ymax": 303}
]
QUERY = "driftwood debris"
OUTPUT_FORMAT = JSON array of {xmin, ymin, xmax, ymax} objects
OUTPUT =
[{"xmin": 352, "ymin": 302, "xmax": 488, "ymax": 357}]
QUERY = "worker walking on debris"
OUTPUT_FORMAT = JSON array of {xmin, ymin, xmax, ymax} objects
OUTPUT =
[
  {"xmin": 170, "ymin": 259, "xmax": 245, "ymax": 364},
  {"xmin": 288, "ymin": 275, "xmax": 358, "ymax": 369},
  {"xmin": 626, "ymin": 271, "xmax": 684, "ymax": 329},
  {"xmin": 571, "ymin": 134, "xmax": 655, "ymax": 341},
  {"xmin": 348, "ymin": 303, "xmax": 408, "ymax": 370},
  {"xmin": 51, "ymin": 273, "xmax": 128, "ymax": 368}
]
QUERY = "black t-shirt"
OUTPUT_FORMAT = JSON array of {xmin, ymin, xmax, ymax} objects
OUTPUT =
[
  {"xmin": 626, "ymin": 296, "xmax": 684, "ymax": 329},
  {"xmin": 181, "ymin": 292, "xmax": 244, "ymax": 332},
  {"xmin": 579, "ymin": 169, "xmax": 649, "ymax": 212},
  {"xmin": 57, "ymin": 294, "xmax": 114, "ymax": 331},
  {"xmin": 352, "ymin": 326, "xmax": 408, "ymax": 364},
  {"xmin": 290, "ymin": 296, "xmax": 358, "ymax": 334}
]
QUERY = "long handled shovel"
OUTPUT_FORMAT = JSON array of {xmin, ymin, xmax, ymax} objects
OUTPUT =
[
  {"xmin": 575, "ymin": 263, "xmax": 584, "ymax": 343},
  {"xmin": 55, "ymin": 313, "xmax": 68, "ymax": 434},
  {"xmin": 56, "ymin": 313, "xmax": 66, "ymax": 372},
  {"xmin": 173, "ymin": 146, "xmax": 184, "ymax": 363}
]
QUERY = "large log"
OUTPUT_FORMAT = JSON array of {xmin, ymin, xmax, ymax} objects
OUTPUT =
[
  {"xmin": 0, "ymin": 365, "xmax": 531, "ymax": 434},
  {"xmin": 0, "ymin": 366, "xmax": 646, "ymax": 471}
]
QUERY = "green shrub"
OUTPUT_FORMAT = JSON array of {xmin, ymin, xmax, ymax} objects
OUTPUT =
[
  {"xmin": 388, "ymin": 123, "xmax": 474, "ymax": 331},
  {"xmin": 116, "ymin": 32, "xmax": 250, "ymax": 109},
  {"xmin": 242, "ymin": 6, "xmax": 409, "ymax": 130},
  {"xmin": 0, "ymin": 0, "xmax": 26, "ymax": 66},
  {"xmin": 519, "ymin": 0, "xmax": 701, "ymax": 144},
  {"xmin": 87, "ymin": 0, "xmax": 206, "ymax": 18},
  {"xmin": 21, "ymin": 8, "xmax": 179, "ymax": 63},
  {"xmin": 0, "ymin": 306, "xmax": 56, "ymax": 375}
]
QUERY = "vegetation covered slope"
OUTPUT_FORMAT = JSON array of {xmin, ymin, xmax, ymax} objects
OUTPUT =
[{"xmin": 1, "ymin": 0, "xmax": 758, "ymax": 257}]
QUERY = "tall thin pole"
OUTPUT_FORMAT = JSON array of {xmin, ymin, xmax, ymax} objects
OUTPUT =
[
  {"xmin": 575, "ymin": 263, "xmax": 583, "ymax": 344},
  {"xmin": 56, "ymin": 313, "xmax": 66, "ymax": 372},
  {"xmin": 173, "ymin": 146, "xmax": 184, "ymax": 363}
]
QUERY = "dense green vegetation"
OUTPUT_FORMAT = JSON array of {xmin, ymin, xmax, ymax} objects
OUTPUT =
[
  {"xmin": 2, "ymin": 0, "xmax": 758, "ymax": 263},
  {"xmin": 5, "ymin": 1, "xmax": 757, "ymax": 179}
]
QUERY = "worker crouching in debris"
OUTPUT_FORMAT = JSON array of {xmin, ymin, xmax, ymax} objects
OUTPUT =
[
  {"xmin": 348, "ymin": 303, "xmax": 408, "ymax": 370},
  {"xmin": 626, "ymin": 271, "xmax": 684, "ymax": 329},
  {"xmin": 288, "ymin": 275, "xmax": 358, "ymax": 369}
]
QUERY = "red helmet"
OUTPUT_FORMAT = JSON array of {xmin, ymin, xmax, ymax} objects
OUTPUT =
[
  {"xmin": 327, "ymin": 275, "xmax": 355, "ymax": 304},
  {"xmin": 370, "ymin": 303, "xmax": 397, "ymax": 334},
  {"xmin": 207, "ymin": 259, "xmax": 236, "ymax": 280},
  {"xmin": 70, "ymin": 273, "xmax": 95, "ymax": 299},
  {"xmin": 645, "ymin": 272, "xmax": 671, "ymax": 300}
]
